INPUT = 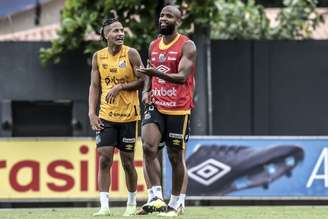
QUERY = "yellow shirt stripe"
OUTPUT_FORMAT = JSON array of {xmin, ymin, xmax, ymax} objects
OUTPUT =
[
  {"xmin": 158, "ymin": 109, "xmax": 191, "ymax": 115},
  {"xmin": 159, "ymin": 34, "xmax": 181, "ymax": 50}
]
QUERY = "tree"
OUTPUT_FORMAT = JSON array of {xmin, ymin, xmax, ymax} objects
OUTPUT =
[
  {"xmin": 39, "ymin": 0, "xmax": 222, "ymax": 64},
  {"xmin": 211, "ymin": 0, "xmax": 324, "ymax": 40},
  {"xmin": 40, "ymin": 0, "xmax": 324, "ymax": 64},
  {"xmin": 40, "ymin": 0, "xmax": 159, "ymax": 64},
  {"xmin": 272, "ymin": 0, "xmax": 324, "ymax": 39}
]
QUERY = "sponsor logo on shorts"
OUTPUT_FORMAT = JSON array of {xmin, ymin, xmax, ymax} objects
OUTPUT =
[
  {"xmin": 122, "ymin": 138, "xmax": 136, "ymax": 143},
  {"xmin": 172, "ymin": 139, "xmax": 181, "ymax": 146},
  {"xmin": 144, "ymin": 113, "xmax": 151, "ymax": 120},
  {"xmin": 125, "ymin": 144, "xmax": 134, "ymax": 151},
  {"xmin": 169, "ymin": 133, "xmax": 183, "ymax": 139}
]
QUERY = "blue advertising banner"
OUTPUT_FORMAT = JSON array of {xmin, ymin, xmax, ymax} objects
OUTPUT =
[{"xmin": 163, "ymin": 136, "xmax": 328, "ymax": 198}]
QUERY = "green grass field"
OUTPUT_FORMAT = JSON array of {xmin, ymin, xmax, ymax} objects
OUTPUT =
[{"xmin": 1, "ymin": 206, "xmax": 328, "ymax": 219}]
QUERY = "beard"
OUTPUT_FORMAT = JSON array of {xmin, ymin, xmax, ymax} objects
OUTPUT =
[{"xmin": 159, "ymin": 24, "xmax": 175, "ymax": 35}]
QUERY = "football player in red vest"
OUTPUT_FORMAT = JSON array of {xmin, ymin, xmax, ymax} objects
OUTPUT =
[{"xmin": 137, "ymin": 5, "xmax": 196, "ymax": 217}]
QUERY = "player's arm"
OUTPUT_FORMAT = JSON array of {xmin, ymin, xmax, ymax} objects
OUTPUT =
[
  {"xmin": 161, "ymin": 40, "xmax": 196, "ymax": 84},
  {"xmin": 88, "ymin": 52, "xmax": 104, "ymax": 130},
  {"xmin": 123, "ymin": 47, "xmax": 144, "ymax": 91},
  {"xmin": 142, "ymin": 42, "xmax": 154, "ymax": 104},
  {"xmin": 142, "ymin": 71, "xmax": 152, "ymax": 104},
  {"xmin": 137, "ymin": 40, "xmax": 197, "ymax": 84}
]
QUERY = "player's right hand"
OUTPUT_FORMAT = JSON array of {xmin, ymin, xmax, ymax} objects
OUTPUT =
[
  {"xmin": 105, "ymin": 84, "xmax": 123, "ymax": 104},
  {"xmin": 88, "ymin": 114, "xmax": 104, "ymax": 131}
]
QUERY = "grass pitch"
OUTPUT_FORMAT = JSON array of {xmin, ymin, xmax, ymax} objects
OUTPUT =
[{"xmin": 0, "ymin": 206, "xmax": 328, "ymax": 219}]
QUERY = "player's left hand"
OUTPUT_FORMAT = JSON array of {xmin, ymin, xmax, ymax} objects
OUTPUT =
[
  {"xmin": 136, "ymin": 66, "xmax": 159, "ymax": 77},
  {"xmin": 106, "ymin": 84, "xmax": 123, "ymax": 103}
]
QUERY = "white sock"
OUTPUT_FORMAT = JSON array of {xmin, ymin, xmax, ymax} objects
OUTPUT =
[
  {"xmin": 152, "ymin": 186, "xmax": 163, "ymax": 200},
  {"xmin": 147, "ymin": 188, "xmax": 154, "ymax": 203},
  {"xmin": 100, "ymin": 192, "xmax": 109, "ymax": 208},
  {"xmin": 168, "ymin": 194, "xmax": 180, "ymax": 210},
  {"xmin": 179, "ymin": 194, "xmax": 186, "ymax": 208},
  {"xmin": 127, "ymin": 191, "xmax": 137, "ymax": 206}
]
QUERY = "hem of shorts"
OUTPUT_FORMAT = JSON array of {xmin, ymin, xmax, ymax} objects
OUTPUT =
[{"xmin": 99, "ymin": 117, "xmax": 141, "ymax": 123}]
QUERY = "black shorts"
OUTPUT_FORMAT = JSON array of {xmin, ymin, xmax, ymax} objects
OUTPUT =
[
  {"xmin": 96, "ymin": 119, "xmax": 138, "ymax": 152},
  {"xmin": 142, "ymin": 104, "xmax": 190, "ymax": 150}
]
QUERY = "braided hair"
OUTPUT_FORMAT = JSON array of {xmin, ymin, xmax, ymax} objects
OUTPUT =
[{"xmin": 99, "ymin": 17, "xmax": 119, "ymax": 42}]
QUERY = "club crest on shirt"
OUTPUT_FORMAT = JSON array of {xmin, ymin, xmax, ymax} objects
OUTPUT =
[
  {"xmin": 159, "ymin": 53, "xmax": 167, "ymax": 62},
  {"xmin": 119, "ymin": 60, "xmax": 127, "ymax": 68}
]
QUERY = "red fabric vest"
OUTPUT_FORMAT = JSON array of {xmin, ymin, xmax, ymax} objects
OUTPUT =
[{"xmin": 150, "ymin": 34, "xmax": 195, "ymax": 111}]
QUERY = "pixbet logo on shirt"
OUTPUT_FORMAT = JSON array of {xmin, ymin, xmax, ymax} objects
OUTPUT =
[
  {"xmin": 152, "ymin": 87, "xmax": 177, "ymax": 97},
  {"xmin": 105, "ymin": 75, "xmax": 129, "ymax": 86}
]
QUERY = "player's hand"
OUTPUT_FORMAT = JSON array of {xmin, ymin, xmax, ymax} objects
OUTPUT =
[
  {"xmin": 136, "ymin": 59, "xmax": 159, "ymax": 77},
  {"xmin": 137, "ymin": 67, "xmax": 158, "ymax": 77},
  {"xmin": 106, "ymin": 84, "xmax": 123, "ymax": 104},
  {"xmin": 142, "ymin": 90, "xmax": 152, "ymax": 104},
  {"xmin": 88, "ymin": 114, "xmax": 104, "ymax": 131}
]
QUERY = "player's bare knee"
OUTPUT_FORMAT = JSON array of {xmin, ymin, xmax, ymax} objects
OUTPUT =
[
  {"xmin": 121, "ymin": 158, "xmax": 135, "ymax": 173},
  {"xmin": 143, "ymin": 142, "xmax": 158, "ymax": 158},
  {"xmin": 99, "ymin": 155, "xmax": 113, "ymax": 170}
]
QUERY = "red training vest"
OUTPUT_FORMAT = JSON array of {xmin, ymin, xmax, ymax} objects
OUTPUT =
[{"xmin": 150, "ymin": 34, "xmax": 195, "ymax": 113}]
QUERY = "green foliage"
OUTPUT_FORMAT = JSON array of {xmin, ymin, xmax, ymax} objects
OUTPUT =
[
  {"xmin": 272, "ymin": 0, "xmax": 325, "ymax": 39},
  {"xmin": 176, "ymin": 0, "xmax": 219, "ymax": 28},
  {"xmin": 211, "ymin": 0, "xmax": 270, "ymax": 39},
  {"xmin": 40, "ymin": 0, "xmax": 324, "ymax": 64},
  {"xmin": 211, "ymin": 0, "xmax": 324, "ymax": 40},
  {"xmin": 40, "ymin": 0, "xmax": 157, "ymax": 64}
]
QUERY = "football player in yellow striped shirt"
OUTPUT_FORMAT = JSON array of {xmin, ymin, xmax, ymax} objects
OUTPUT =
[{"xmin": 88, "ymin": 18, "xmax": 144, "ymax": 217}]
